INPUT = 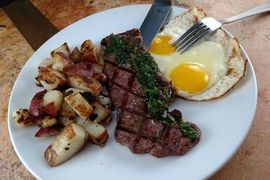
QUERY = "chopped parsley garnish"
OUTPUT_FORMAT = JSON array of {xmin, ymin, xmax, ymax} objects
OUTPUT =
[
  {"xmin": 107, "ymin": 35, "xmax": 133, "ymax": 65},
  {"xmin": 179, "ymin": 121, "xmax": 198, "ymax": 141},
  {"xmin": 107, "ymin": 34, "xmax": 169, "ymax": 117},
  {"xmin": 161, "ymin": 110, "xmax": 198, "ymax": 141}
]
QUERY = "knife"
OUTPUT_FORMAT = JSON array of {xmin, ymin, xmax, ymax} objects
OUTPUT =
[{"xmin": 140, "ymin": 0, "xmax": 172, "ymax": 49}]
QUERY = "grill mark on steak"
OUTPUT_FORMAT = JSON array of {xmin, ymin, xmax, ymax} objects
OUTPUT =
[
  {"xmin": 101, "ymin": 28, "xmax": 201, "ymax": 157},
  {"xmin": 105, "ymin": 62, "xmax": 144, "ymax": 98}
]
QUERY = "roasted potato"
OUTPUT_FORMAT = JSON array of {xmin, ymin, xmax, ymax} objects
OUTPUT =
[
  {"xmin": 91, "ymin": 102, "xmax": 111, "ymax": 124},
  {"xmin": 14, "ymin": 40, "xmax": 114, "ymax": 167},
  {"xmin": 13, "ymin": 108, "xmax": 34, "ymax": 126},
  {"xmin": 42, "ymin": 90, "xmax": 64, "ymax": 117},
  {"xmin": 39, "ymin": 58, "xmax": 53, "ymax": 68},
  {"xmin": 89, "ymin": 63, "xmax": 103, "ymax": 73},
  {"xmin": 29, "ymin": 90, "xmax": 46, "ymax": 117},
  {"xmin": 64, "ymin": 91, "xmax": 93, "ymax": 120},
  {"xmin": 63, "ymin": 62, "xmax": 103, "ymax": 78},
  {"xmin": 35, "ymin": 78, "xmax": 42, "ymax": 87},
  {"xmin": 36, "ymin": 116, "xmax": 57, "ymax": 128},
  {"xmin": 67, "ymin": 76, "xmax": 102, "ymax": 96},
  {"xmin": 36, "ymin": 67, "xmax": 67, "ymax": 90},
  {"xmin": 60, "ymin": 101, "xmax": 76, "ymax": 117},
  {"xmin": 35, "ymin": 127, "xmax": 60, "ymax": 137},
  {"xmin": 51, "ymin": 52, "xmax": 72, "ymax": 72},
  {"xmin": 79, "ymin": 91, "xmax": 96, "ymax": 104},
  {"xmin": 81, "ymin": 120, "xmax": 108, "ymax": 146},
  {"xmin": 59, "ymin": 116, "xmax": 76, "ymax": 126},
  {"xmin": 81, "ymin": 40, "xmax": 97, "ymax": 62},
  {"xmin": 63, "ymin": 62, "xmax": 92, "ymax": 78},
  {"xmin": 70, "ymin": 47, "xmax": 82, "ymax": 63},
  {"xmin": 44, "ymin": 123, "xmax": 88, "ymax": 167},
  {"xmin": 51, "ymin": 42, "xmax": 70, "ymax": 58}
]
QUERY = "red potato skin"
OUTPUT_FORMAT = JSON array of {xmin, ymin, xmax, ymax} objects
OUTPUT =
[
  {"xmin": 64, "ymin": 62, "xmax": 93, "ymax": 77},
  {"xmin": 56, "ymin": 52, "xmax": 73, "ymax": 68},
  {"xmin": 58, "ymin": 78, "xmax": 67, "ymax": 87},
  {"xmin": 35, "ymin": 127, "xmax": 60, "ymax": 137},
  {"xmin": 29, "ymin": 90, "xmax": 46, "ymax": 117},
  {"xmin": 44, "ymin": 102, "xmax": 57, "ymax": 117},
  {"xmin": 63, "ymin": 62, "xmax": 103, "ymax": 78},
  {"xmin": 82, "ymin": 53, "xmax": 97, "ymax": 62}
]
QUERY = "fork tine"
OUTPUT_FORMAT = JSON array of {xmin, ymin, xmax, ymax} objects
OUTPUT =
[
  {"xmin": 175, "ymin": 24, "xmax": 207, "ymax": 48},
  {"xmin": 178, "ymin": 27, "xmax": 210, "ymax": 53},
  {"xmin": 176, "ymin": 26, "xmax": 209, "ymax": 51},
  {"xmin": 172, "ymin": 22, "xmax": 203, "ymax": 46}
]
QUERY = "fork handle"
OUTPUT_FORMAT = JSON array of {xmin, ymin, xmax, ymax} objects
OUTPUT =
[{"xmin": 220, "ymin": 2, "xmax": 270, "ymax": 24}]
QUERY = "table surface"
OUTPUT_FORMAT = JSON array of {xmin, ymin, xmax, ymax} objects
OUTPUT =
[{"xmin": 0, "ymin": 0, "xmax": 269, "ymax": 179}]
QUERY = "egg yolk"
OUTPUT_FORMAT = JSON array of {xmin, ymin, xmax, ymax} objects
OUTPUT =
[
  {"xmin": 149, "ymin": 35, "xmax": 175, "ymax": 55},
  {"xmin": 170, "ymin": 63, "xmax": 210, "ymax": 94}
]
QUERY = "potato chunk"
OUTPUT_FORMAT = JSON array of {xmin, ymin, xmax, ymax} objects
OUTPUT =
[
  {"xmin": 51, "ymin": 42, "xmax": 70, "ymax": 58},
  {"xmin": 70, "ymin": 47, "xmax": 82, "ymax": 63},
  {"xmin": 81, "ymin": 120, "xmax": 108, "ymax": 146},
  {"xmin": 51, "ymin": 52, "xmax": 67, "ymax": 72},
  {"xmin": 44, "ymin": 123, "xmax": 88, "ymax": 167},
  {"xmin": 36, "ymin": 67, "xmax": 67, "ymax": 90},
  {"xmin": 42, "ymin": 90, "xmax": 64, "ymax": 117},
  {"xmin": 67, "ymin": 76, "xmax": 102, "ymax": 96},
  {"xmin": 39, "ymin": 58, "xmax": 53, "ymax": 68},
  {"xmin": 81, "ymin": 40, "xmax": 97, "ymax": 62},
  {"xmin": 29, "ymin": 90, "xmax": 46, "ymax": 118},
  {"xmin": 35, "ymin": 127, "xmax": 60, "ymax": 137},
  {"xmin": 91, "ymin": 102, "xmax": 111, "ymax": 124},
  {"xmin": 64, "ymin": 92, "xmax": 93, "ymax": 120},
  {"xmin": 36, "ymin": 116, "xmax": 57, "ymax": 128},
  {"xmin": 60, "ymin": 101, "xmax": 76, "ymax": 117},
  {"xmin": 13, "ymin": 108, "xmax": 33, "ymax": 126}
]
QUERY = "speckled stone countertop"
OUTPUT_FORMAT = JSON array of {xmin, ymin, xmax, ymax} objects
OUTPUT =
[{"xmin": 0, "ymin": 0, "xmax": 269, "ymax": 179}]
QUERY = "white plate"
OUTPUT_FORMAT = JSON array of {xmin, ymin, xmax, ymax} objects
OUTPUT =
[{"xmin": 8, "ymin": 5, "xmax": 257, "ymax": 180}]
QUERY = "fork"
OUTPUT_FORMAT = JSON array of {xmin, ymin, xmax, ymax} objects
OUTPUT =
[{"xmin": 174, "ymin": 2, "xmax": 270, "ymax": 53}]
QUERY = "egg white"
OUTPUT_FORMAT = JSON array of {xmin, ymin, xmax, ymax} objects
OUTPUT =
[
  {"xmin": 149, "ymin": 8, "xmax": 246, "ymax": 101},
  {"xmin": 151, "ymin": 30, "xmax": 228, "ymax": 96}
]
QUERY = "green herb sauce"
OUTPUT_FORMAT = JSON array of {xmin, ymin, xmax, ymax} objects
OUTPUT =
[{"xmin": 161, "ymin": 111, "xmax": 198, "ymax": 141}]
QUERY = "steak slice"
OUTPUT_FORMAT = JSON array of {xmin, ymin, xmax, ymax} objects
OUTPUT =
[
  {"xmin": 150, "ymin": 124, "xmax": 201, "ymax": 157},
  {"xmin": 101, "ymin": 29, "xmax": 200, "ymax": 157},
  {"xmin": 118, "ymin": 109, "xmax": 144, "ymax": 133}
]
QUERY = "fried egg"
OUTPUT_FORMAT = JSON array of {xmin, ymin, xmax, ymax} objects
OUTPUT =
[{"xmin": 149, "ymin": 7, "xmax": 246, "ymax": 101}]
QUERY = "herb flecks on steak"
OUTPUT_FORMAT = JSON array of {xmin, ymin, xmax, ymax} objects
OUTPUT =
[
  {"xmin": 106, "ymin": 34, "xmax": 173, "ymax": 117},
  {"xmin": 161, "ymin": 110, "xmax": 198, "ymax": 141}
]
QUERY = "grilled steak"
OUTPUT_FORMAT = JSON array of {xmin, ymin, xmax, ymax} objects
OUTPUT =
[{"xmin": 101, "ymin": 29, "xmax": 201, "ymax": 157}]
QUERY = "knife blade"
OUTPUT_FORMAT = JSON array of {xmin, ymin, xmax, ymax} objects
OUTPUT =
[
  {"xmin": 140, "ymin": 0, "xmax": 172, "ymax": 49},
  {"xmin": 2, "ymin": 0, "xmax": 58, "ymax": 50}
]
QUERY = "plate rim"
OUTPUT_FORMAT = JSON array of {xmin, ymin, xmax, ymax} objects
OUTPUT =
[
  {"xmin": 7, "ymin": 4, "xmax": 258, "ymax": 180},
  {"xmin": 205, "ymin": 28, "xmax": 258, "ymax": 178}
]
